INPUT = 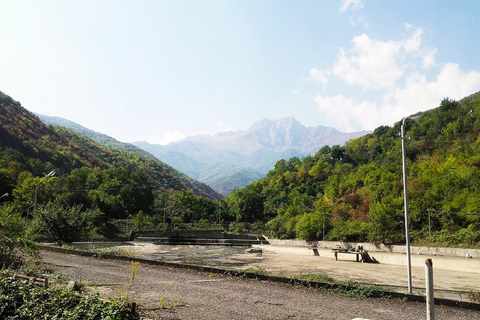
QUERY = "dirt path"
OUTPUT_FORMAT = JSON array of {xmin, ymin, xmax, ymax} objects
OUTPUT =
[{"xmin": 41, "ymin": 250, "xmax": 480, "ymax": 320}]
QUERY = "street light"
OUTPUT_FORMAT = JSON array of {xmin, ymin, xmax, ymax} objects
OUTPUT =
[
  {"xmin": 401, "ymin": 118, "xmax": 413, "ymax": 293},
  {"xmin": 0, "ymin": 193, "xmax": 8, "ymax": 199},
  {"xmin": 33, "ymin": 170, "xmax": 55, "ymax": 218}
]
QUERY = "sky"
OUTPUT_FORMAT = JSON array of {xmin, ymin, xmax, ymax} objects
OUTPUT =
[{"xmin": 1, "ymin": 0, "xmax": 479, "ymax": 145}]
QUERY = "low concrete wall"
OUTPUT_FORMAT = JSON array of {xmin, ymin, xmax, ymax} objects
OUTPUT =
[
  {"xmin": 266, "ymin": 239, "xmax": 480, "ymax": 258},
  {"xmin": 263, "ymin": 239, "xmax": 480, "ymax": 273}
]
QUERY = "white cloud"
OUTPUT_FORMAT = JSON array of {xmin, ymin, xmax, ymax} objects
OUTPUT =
[
  {"xmin": 332, "ymin": 33, "xmax": 404, "ymax": 90},
  {"xmin": 315, "ymin": 63, "xmax": 480, "ymax": 132},
  {"xmin": 215, "ymin": 121, "xmax": 235, "ymax": 133},
  {"xmin": 311, "ymin": 24, "xmax": 480, "ymax": 133},
  {"xmin": 385, "ymin": 63, "xmax": 480, "ymax": 116},
  {"xmin": 147, "ymin": 130, "xmax": 187, "ymax": 145},
  {"xmin": 403, "ymin": 28, "xmax": 422, "ymax": 52},
  {"xmin": 340, "ymin": 0, "xmax": 364, "ymax": 12},
  {"xmin": 314, "ymin": 94, "xmax": 378, "ymax": 131},
  {"xmin": 349, "ymin": 16, "xmax": 364, "ymax": 27},
  {"xmin": 331, "ymin": 28, "xmax": 427, "ymax": 91},
  {"xmin": 309, "ymin": 68, "xmax": 329, "ymax": 87},
  {"xmin": 422, "ymin": 49, "xmax": 437, "ymax": 69}
]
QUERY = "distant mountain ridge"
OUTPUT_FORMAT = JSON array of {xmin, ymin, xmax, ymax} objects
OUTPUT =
[
  {"xmin": 134, "ymin": 117, "xmax": 369, "ymax": 195},
  {"xmin": 1, "ymin": 106, "xmax": 221, "ymax": 200},
  {"xmin": 38, "ymin": 114, "xmax": 156, "ymax": 160}
]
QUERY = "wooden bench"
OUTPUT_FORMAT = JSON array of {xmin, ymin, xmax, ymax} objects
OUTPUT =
[
  {"xmin": 15, "ymin": 275, "xmax": 49, "ymax": 287},
  {"xmin": 332, "ymin": 249, "xmax": 368, "ymax": 262}
]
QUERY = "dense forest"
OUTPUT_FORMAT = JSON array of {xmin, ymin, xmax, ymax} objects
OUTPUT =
[
  {"xmin": 224, "ymin": 92, "xmax": 480, "ymax": 246},
  {"xmin": 2, "ymin": 90, "xmax": 480, "ymax": 247}
]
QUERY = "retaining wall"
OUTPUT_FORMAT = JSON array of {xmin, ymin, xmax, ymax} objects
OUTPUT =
[{"xmin": 263, "ymin": 239, "xmax": 480, "ymax": 274}]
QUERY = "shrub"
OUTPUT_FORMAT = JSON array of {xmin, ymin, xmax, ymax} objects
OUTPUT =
[
  {"xmin": 0, "ymin": 235, "xmax": 39, "ymax": 269},
  {"xmin": 34, "ymin": 202, "xmax": 102, "ymax": 243},
  {"xmin": 0, "ymin": 271, "xmax": 139, "ymax": 319}
]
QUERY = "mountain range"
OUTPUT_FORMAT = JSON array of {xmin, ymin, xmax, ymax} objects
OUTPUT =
[{"xmin": 133, "ymin": 117, "xmax": 369, "ymax": 195}]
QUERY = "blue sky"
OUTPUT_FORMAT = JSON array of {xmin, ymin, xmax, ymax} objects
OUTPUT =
[{"xmin": 1, "ymin": 0, "xmax": 479, "ymax": 144}]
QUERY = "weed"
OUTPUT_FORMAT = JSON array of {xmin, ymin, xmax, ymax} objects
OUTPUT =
[
  {"xmin": 129, "ymin": 261, "xmax": 140, "ymax": 286},
  {"xmin": 159, "ymin": 296, "xmax": 166, "ymax": 308},
  {"xmin": 243, "ymin": 266, "xmax": 269, "ymax": 276},
  {"xmin": 296, "ymin": 273, "xmax": 335, "ymax": 283},
  {"xmin": 169, "ymin": 297, "xmax": 176, "ymax": 309},
  {"xmin": 467, "ymin": 291, "xmax": 480, "ymax": 303},
  {"xmin": 293, "ymin": 273, "xmax": 391, "ymax": 299},
  {"xmin": 72, "ymin": 280, "xmax": 86, "ymax": 292},
  {"xmin": 158, "ymin": 295, "xmax": 183, "ymax": 309}
]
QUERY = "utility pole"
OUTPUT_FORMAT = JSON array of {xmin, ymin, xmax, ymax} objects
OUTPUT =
[
  {"xmin": 32, "ymin": 171, "xmax": 55, "ymax": 218},
  {"xmin": 401, "ymin": 118, "xmax": 413, "ymax": 293}
]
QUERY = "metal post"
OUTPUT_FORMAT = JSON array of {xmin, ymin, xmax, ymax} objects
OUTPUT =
[
  {"xmin": 428, "ymin": 209, "xmax": 431, "ymax": 241},
  {"xmin": 322, "ymin": 214, "xmax": 325, "ymax": 241},
  {"xmin": 425, "ymin": 259, "xmax": 435, "ymax": 320},
  {"xmin": 33, "ymin": 184, "xmax": 39, "ymax": 216},
  {"xmin": 32, "ymin": 171, "xmax": 55, "ymax": 219},
  {"xmin": 401, "ymin": 118, "xmax": 413, "ymax": 293}
]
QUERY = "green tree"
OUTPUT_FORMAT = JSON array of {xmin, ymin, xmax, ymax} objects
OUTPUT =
[{"xmin": 34, "ymin": 202, "xmax": 102, "ymax": 243}]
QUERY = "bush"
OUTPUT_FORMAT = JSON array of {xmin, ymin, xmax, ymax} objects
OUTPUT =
[
  {"xmin": 0, "ymin": 271, "xmax": 139, "ymax": 319},
  {"xmin": 295, "ymin": 212, "xmax": 323, "ymax": 241},
  {"xmin": 328, "ymin": 219, "xmax": 371, "ymax": 242},
  {"xmin": 0, "ymin": 236, "xmax": 39, "ymax": 269},
  {"xmin": 34, "ymin": 202, "xmax": 102, "ymax": 243}
]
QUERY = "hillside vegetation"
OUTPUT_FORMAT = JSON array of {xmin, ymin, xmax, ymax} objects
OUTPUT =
[
  {"xmin": 224, "ymin": 93, "xmax": 480, "ymax": 246},
  {"xmin": 0, "ymin": 91, "xmax": 224, "ymax": 240},
  {"xmin": 3, "ymin": 90, "xmax": 480, "ymax": 247}
]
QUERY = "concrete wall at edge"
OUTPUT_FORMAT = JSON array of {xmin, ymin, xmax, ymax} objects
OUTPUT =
[
  {"xmin": 265, "ymin": 239, "xmax": 480, "ymax": 259},
  {"xmin": 259, "ymin": 240, "xmax": 480, "ymax": 274}
]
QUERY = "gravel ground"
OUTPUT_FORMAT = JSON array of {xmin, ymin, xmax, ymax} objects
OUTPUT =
[{"xmin": 41, "ymin": 250, "xmax": 480, "ymax": 320}]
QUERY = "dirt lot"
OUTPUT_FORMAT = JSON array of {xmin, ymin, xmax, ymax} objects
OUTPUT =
[
  {"xmin": 41, "ymin": 250, "xmax": 480, "ymax": 320},
  {"xmin": 84, "ymin": 242, "xmax": 480, "ymax": 295}
]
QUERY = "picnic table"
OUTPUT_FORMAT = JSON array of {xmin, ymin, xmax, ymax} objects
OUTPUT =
[{"xmin": 332, "ymin": 249, "xmax": 368, "ymax": 262}]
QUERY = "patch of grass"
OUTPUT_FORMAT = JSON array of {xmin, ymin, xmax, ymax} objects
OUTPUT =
[
  {"xmin": 158, "ymin": 295, "xmax": 166, "ymax": 308},
  {"xmin": 330, "ymin": 281, "xmax": 386, "ymax": 298},
  {"xmin": 158, "ymin": 295, "xmax": 183, "ymax": 309},
  {"xmin": 294, "ymin": 273, "xmax": 391, "ymax": 299},
  {"xmin": 243, "ymin": 266, "xmax": 269, "ymax": 276},
  {"xmin": 296, "ymin": 273, "xmax": 336, "ymax": 283},
  {"xmin": 467, "ymin": 291, "xmax": 480, "ymax": 303},
  {"xmin": 95, "ymin": 247, "xmax": 137, "ymax": 258}
]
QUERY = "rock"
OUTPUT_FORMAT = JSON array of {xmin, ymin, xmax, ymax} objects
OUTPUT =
[
  {"xmin": 245, "ymin": 248, "xmax": 262, "ymax": 254},
  {"xmin": 66, "ymin": 281, "xmax": 76, "ymax": 290}
]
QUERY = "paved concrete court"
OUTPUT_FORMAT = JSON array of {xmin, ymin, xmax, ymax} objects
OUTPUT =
[
  {"xmin": 245, "ymin": 245, "xmax": 480, "ymax": 297},
  {"xmin": 101, "ymin": 242, "xmax": 480, "ymax": 299}
]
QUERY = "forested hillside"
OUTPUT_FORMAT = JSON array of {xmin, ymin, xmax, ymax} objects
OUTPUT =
[
  {"xmin": 0, "ymin": 91, "xmax": 222, "ymax": 234},
  {"xmin": 38, "ymin": 114, "xmax": 157, "ymax": 160},
  {"xmin": 224, "ymin": 93, "xmax": 480, "ymax": 246}
]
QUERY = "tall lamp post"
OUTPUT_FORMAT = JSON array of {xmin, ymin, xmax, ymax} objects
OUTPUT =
[
  {"xmin": 0, "ymin": 193, "xmax": 8, "ymax": 199},
  {"xmin": 33, "ymin": 170, "xmax": 55, "ymax": 218},
  {"xmin": 401, "ymin": 118, "xmax": 413, "ymax": 293}
]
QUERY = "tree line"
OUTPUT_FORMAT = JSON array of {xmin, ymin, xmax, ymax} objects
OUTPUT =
[{"xmin": 2, "ymin": 92, "xmax": 480, "ymax": 247}]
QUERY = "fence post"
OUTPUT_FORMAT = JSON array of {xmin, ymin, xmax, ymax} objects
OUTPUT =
[{"xmin": 425, "ymin": 259, "xmax": 435, "ymax": 320}]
